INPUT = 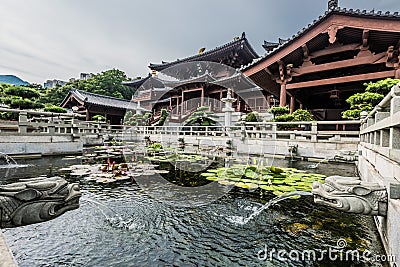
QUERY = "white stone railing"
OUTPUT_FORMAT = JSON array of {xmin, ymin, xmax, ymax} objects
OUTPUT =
[
  {"xmin": 0, "ymin": 107, "xmax": 360, "ymax": 143},
  {"xmin": 0, "ymin": 108, "xmax": 103, "ymax": 136},
  {"xmin": 121, "ymin": 120, "xmax": 360, "ymax": 143},
  {"xmin": 360, "ymin": 83, "xmax": 400, "ymax": 162}
]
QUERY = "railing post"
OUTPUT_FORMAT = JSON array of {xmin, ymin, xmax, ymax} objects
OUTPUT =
[
  {"xmin": 71, "ymin": 116, "xmax": 79, "ymax": 137},
  {"xmin": 241, "ymin": 121, "xmax": 246, "ymax": 141},
  {"xmin": 390, "ymin": 84, "xmax": 400, "ymax": 116},
  {"xmin": 271, "ymin": 123, "xmax": 277, "ymax": 140},
  {"xmin": 18, "ymin": 111, "xmax": 28, "ymax": 134},
  {"xmin": 311, "ymin": 122, "xmax": 317, "ymax": 142},
  {"xmin": 48, "ymin": 124, "xmax": 55, "ymax": 135}
]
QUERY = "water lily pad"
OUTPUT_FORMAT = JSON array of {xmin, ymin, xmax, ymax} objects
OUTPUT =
[
  {"xmin": 218, "ymin": 180, "xmax": 235, "ymax": 185},
  {"xmin": 244, "ymin": 169, "xmax": 257, "ymax": 178},
  {"xmin": 206, "ymin": 176, "xmax": 219, "ymax": 181},
  {"xmin": 270, "ymin": 166, "xmax": 283, "ymax": 174},
  {"xmin": 201, "ymin": 173, "xmax": 215, "ymax": 177},
  {"xmin": 259, "ymin": 185, "xmax": 275, "ymax": 191},
  {"xmin": 273, "ymin": 191, "xmax": 284, "ymax": 196}
]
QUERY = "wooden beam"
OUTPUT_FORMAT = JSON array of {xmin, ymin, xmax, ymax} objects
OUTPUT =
[
  {"xmin": 286, "ymin": 70, "xmax": 395, "ymax": 90},
  {"xmin": 292, "ymin": 51, "xmax": 386, "ymax": 76},
  {"xmin": 243, "ymin": 14, "xmax": 400, "ymax": 77},
  {"xmin": 310, "ymin": 43, "xmax": 360, "ymax": 58}
]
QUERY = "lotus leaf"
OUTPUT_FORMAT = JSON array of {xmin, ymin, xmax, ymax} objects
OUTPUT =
[
  {"xmin": 218, "ymin": 180, "xmax": 235, "ymax": 185},
  {"xmin": 200, "ymin": 173, "xmax": 215, "ymax": 177}
]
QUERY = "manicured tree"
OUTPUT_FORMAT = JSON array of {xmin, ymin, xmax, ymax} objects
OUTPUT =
[
  {"xmin": 342, "ymin": 78, "xmax": 399, "ymax": 120},
  {"xmin": 292, "ymin": 109, "xmax": 313, "ymax": 121},
  {"xmin": 156, "ymin": 109, "xmax": 168, "ymax": 126},
  {"xmin": 43, "ymin": 105, "xmax": 67, "ymax": 113},
  {"xmin": 245, "ymin": 112, "xmax": 261, "ymax": 122},
  {"xmin": 2, "ymin": 86, "xmax": 44, "ymax": 109},
  {"xmin": 185, "ymin": 106, "xmax": 218, "ymax": 126}
]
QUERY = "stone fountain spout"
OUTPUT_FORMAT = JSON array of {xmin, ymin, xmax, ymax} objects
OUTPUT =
[
  {"xmin": 312, "ymin": 176, "xmax": 388, "ymax": 216},
  {"xmin": 0, "ymin": 177, "xmax": 81, "ymax": 228}
]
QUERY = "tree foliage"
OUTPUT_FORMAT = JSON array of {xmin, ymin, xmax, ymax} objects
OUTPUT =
[
  {"xmin": 44, "ymin": 105, "xmax": 67, "ymax": 113},
  {"xmin": 0, "ymin": 84, "xmax": 44, "ymax": 110},
  {"xmin": 364, "ymin": 78, "xmax": 400, "ymax": 95},
  {"xmin": 185, "ymin": 106, "xmax": 218, "ymax": 126},
  {"xmin": 125, "ymin": 111, "xmax": 152, "ymax": 126},
  {"xmin": 40, "ymin": 69, "xmax": 133, "ymax": 105},
  {"xmin": 272, "ymin": 109, "xmax": 312, "ymax": 122},
  {"xmin": 156, "ymin": 109, "xmax": 168, "ymax": 126},
  {"xmin": 268, "ymin": 106, "xmax": 290, "ymax": 117},
  {"xmin": 341, "ymin": 78, "xmax": 399, "ymax": 120},
  {"xmin": 292, "ymin": 109, "xmax": 313, "ymax": 121},
  {"xmin": 245, "ymin": 112, "xmax": 261, "ymax": 122}
]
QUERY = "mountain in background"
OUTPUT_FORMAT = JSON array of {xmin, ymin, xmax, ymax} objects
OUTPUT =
[{"xmin": 0, "ymin": 75, "xmax": 29, "ymax": 86}]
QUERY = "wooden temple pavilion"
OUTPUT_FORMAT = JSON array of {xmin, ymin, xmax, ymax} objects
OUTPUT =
[
  {"xmin": 124, "ymin": 33, "xmax": 263, "ymax": 120},
  {"xmin": 243, "ymin": 0, "xmax": 400, "ymax": 120},
  {"xmin": 61, "ymin": 89, "xmax": 138, "ymax": 124}
]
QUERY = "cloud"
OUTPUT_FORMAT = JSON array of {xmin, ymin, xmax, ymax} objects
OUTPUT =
[{"xmin": 0, "ymin": 0, "xmax": 398, "ymax": 83}]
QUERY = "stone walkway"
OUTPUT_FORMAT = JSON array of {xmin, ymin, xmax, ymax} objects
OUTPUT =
[{"xmin": 0, "ymin": 231, "xmax": 16, "ymax": 267}]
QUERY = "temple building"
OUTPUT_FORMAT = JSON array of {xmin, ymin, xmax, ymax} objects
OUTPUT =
[
  {"xmin": 61, "ymin": 89, "xmax": 137, "ymax": 124},
  {"xmin": 243, "ymin": 0, "xmax": 400, "ymax": 120},
  {"xmin": 124, "ymin": 33, "xmax": 264, "ymax": 122}
]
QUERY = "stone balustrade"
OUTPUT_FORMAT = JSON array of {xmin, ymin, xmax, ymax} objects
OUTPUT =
[
  {"xmin": 125, "ymin": 120, "xmax": 360, "ymax": 143},
  {"xmin": 358, "ymin": 83, "xmax": 400, "ymax": 266},
  {"xmin": 360, "ymin": 83, "xmax": 400, "ymax": 162}
]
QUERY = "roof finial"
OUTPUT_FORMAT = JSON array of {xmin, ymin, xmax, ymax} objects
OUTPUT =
[{"xmin": 328, "ymin": 0, "xmax": 338, "ymax": 10}]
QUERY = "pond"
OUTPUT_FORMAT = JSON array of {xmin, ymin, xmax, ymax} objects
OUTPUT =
[{"xmin": 1, "ymin": 150, "xmax": 388, "ymax": 267}]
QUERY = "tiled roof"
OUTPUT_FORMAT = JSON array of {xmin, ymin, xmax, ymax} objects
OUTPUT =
[
  {"xmin": 66, "ymin": 89, "xmax": 136, "ymax": 110},
  {"xmin": 123, "ymin": 73, "xmax": 152, "ymax": 89},
  {"xmin": 242, "ymin": 7, "xmax": 400, "ymax": 71},
  {"xmin": 149, "ymin": 32, "xmax": 259, "ymax": 71}
]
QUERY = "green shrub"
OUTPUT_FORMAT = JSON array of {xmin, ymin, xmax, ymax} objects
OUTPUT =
[
  {"xmin": 92, "ymin": 115, "xmax": 106, "ymax": 121},
  {"xmin": 157, "ymin": 109, "xmax": 168, "ymax": 126},
  {"xmin": 274, "ymin": 114, "xmax": 295, "ymax": 122},
  {"xmin": 365, "ymin": 78, "xmax": 400, "ymax": 95},
  {"xmin": 10, "ymin": 98, "xmax": 44, "ymax": 109},
  {"xmin": 346, "ymin": 92, "xmax": 383, "ymax": 107},
  {"xmin": 245, "ymin": 112, "xmax": 261, "ymax": 122},
  {"xmin": 268, "ymin": 106, "xmax": 290, "ymax": 116},
  {"xmin": 44, "ymin": 105, "xmax": 67, "ymax": 113},
  {"xmin": 4, "ymin": 86, "xmax": 40, "ymax": 98},
  {"xmin": 292, "ymin": 109, "xmax": 312, "ymax": 121}
]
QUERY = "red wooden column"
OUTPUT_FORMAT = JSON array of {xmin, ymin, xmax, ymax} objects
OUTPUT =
[
  {"xmin": 280, "ymin": 83, "xmax": 287, "ymax": 107},
  {"xmin": 290, "ymin": 96, "xmax": 295, "ymax": 114},
  {"xmin": 219, "ymin": 91, "xmax": 223, "ymax": 110},
  {"xmin": 181, "ymin": 91, "xmax": 184, "ymax": 115},
  {"xmin": 200, "ymin": 87, "xmax": 204, "ymax": 107},
  {"xmin": 266, "ymin": 95, "xmax": 271, "ymax": 109}
]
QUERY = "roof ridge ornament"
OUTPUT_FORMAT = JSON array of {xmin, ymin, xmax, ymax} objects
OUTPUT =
[{"xmin": 328, "ymin": 0, "xmax": 338, "ymax": 10}]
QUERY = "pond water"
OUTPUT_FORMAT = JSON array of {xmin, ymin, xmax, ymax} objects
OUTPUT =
[{"xmin": 1, "ymin": 153, "xmax": 388, "ymax": 267}]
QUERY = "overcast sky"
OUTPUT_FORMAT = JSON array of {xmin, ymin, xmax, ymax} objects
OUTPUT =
[{"xmin": 0, "ymin": 0, "xmax": 398, "ymax": 84}]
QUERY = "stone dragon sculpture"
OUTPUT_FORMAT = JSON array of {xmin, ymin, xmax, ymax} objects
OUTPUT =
[
  {"xmin": 312, "ymin": 176, "xmax": 388, "ymax": 216},
  {"xmin": 0, "ymin": 177, "xmax": 81, "ymax": 228}
]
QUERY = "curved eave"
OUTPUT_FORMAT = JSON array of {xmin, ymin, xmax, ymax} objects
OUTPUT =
[
  {"xmin": 149, "ymin": 35, "xmax": 259, "ymax": 71},
  {"xmin": 242, "ymin": 8, "xmax": 400, "ymax": 75}
]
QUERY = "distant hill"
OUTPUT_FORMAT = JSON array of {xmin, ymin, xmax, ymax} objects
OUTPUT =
[{"xmin": 0, "ymin": 75, "xmax": 29, "ymax": 86}]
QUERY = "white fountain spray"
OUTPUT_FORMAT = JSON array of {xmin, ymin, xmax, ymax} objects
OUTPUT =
[{"xmin": 228, "ymin": 191, "xmax": 312, "ymax": 225}]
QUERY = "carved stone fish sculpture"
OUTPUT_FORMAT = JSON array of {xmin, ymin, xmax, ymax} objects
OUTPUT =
[
  {"xmin": 312, "ymin": 176, "xmax": 387, "ymax": 216},
  {"xmin": 0, "ymin": 177, "xmax": 81, "ymax": 228}
]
